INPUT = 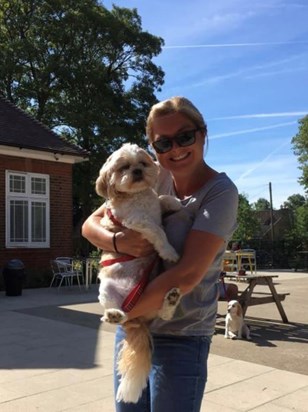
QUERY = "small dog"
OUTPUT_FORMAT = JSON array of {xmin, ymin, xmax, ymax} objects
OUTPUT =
[
  {"xmin": 224, "ymin": 300, "xmax": 251, "ymax": 340},
  {"xmin": 95, "ymin": 143, "xmax": 182, "ymax": 403}
]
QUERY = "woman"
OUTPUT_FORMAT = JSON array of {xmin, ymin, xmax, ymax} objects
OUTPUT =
[{"xmin": 82, "ymin": 96, "xmax": 238, "ymax": 411}]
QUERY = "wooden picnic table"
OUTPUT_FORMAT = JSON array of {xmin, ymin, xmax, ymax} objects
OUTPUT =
[{"xmin": 224, "ymin": 273, "xmax": 289, "ymax": 323}]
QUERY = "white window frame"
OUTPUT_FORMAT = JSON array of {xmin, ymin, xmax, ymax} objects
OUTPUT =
[{"xmin": 5, "ymin": 171, "xmax": 50, "ymax": 248}]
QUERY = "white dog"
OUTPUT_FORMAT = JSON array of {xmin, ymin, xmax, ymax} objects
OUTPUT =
[
  {"xmin": 95, "ymin": 143, "xmax": 182, "ymax": 403},
  {"xmin": 224, "ymin": 300, "xmax": 251, "ymax": 340}
]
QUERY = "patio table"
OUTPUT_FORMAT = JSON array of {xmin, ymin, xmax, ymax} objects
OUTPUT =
[{"xmin": 85, "ymin": 257, "xmax": 100, "ymax": 289}]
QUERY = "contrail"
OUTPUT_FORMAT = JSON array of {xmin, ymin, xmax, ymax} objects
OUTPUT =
[
  {"xmin": 209, "ymin": 112, "xmax": 307, "ymax": 121},
  {"xmin": 163, "ymin": 41, "xmax": 308, "ymax": 49},
  {"xmin": 236, "ymin": 141, "xmax": 289, "ymax": 182},
  {"xmin": 211, "ymin": 121, "xmax": 297, "ymax": 139}
]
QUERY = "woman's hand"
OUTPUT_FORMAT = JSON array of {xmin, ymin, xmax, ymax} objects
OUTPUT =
[
  {"xmin": 82, "ymin": 205, "xmax": 154, "ymax": 257},
  {"xmin": 116, "ymin": 229, "xmax": 154, "ymax": 257}
]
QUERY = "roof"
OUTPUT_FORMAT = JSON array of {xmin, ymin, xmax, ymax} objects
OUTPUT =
[{"xmin": 0, "ymin": 96, "xmax": 88, "ymax": 158}]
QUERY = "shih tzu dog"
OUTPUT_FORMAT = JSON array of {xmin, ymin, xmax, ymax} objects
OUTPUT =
[
  {"xmin": 224, "ymin": 300, "xmax": 251, "ymax": 340},
  {"xmin": 95, "ymin": 143, "xmax": 182, "ymax": 403}
]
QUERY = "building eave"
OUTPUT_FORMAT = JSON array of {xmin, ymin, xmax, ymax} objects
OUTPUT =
[{"xmin": 0, "ymin": 145, "xmax": 88, "ymax": 164}]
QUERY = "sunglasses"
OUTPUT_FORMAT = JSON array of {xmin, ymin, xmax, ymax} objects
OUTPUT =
[{"xmin": 152, "ymin": 128, "xmax": 202, "ymax": 154}]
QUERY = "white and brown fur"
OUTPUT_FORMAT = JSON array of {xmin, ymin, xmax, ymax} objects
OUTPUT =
[
  {"xmin": 95, "ymin": 143, "xmax": 182, "ymax": 403},
  {"xmin": 224, "ymin": 300, "xmax": 251, "ymax": 340}
]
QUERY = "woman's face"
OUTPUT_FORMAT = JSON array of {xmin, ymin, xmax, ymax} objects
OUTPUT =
[{"xmin": 151, "ymin": 112, "xmax": 205, "ymax": 174}]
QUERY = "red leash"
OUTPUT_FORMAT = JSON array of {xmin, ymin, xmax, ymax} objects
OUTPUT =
[
  {"xmin": 121, "ymin": 257, "xmax": 157, "ymax": 313},
  {"xmin": 220, "ymin": 272, "xmax": 231, "ymax": 302}
]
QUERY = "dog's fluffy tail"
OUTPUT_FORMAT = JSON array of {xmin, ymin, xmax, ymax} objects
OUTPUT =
[{"xmin": 116, "ymin": 320, "xmax": 152, "ymax": 403}]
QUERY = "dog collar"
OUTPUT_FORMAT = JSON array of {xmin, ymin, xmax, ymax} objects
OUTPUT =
[
  {"xmin": 106, "ymin": 208, "xmax": 122, "ymax": 227},
  {"xmin": 100, "ymin": 255, "xmax": 135, "ymax": 267}
]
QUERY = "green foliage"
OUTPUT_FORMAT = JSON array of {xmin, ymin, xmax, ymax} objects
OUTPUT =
[
  {"xmin": 292, "ymin": 115, "xmax": 308, "ymax": 193},
  {"xmin": 252, "ymin": 197, "xmax": 270, "ymax": 211},
  {"xmin": 232, "ymin": 194, "xmax": 261, "ymax": 242},
  {"xmin": 0, "ymin": 0, "xmax": 165, "ymax": 220},
  {"xmin": 282, "ymin": 194, "xmax": 308, "ymax": 247},
  {"xmin": 281, "ymin": 193, "xmax": 306, "ymax": 210}
]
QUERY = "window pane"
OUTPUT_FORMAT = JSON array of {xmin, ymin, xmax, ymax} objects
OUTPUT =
[
  {"xmin": 9, "ymin": 175, "xmax": 26, "ymax": 193},
  {"xmin": 31, "ymin": 177, "xmax": 46, "ymax": 195},
  {"xmin": 31, "ymin": 202, "xmax": 46, "ymax": 242},
  {"xmin": 10, "ymin": 200, "xmax": 28, "ymax": 242}
]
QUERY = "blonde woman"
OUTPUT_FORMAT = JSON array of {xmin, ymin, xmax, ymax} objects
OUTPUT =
[{"xmin": 82, "ymin": 96, "xmax": 238, "ymax": 412}]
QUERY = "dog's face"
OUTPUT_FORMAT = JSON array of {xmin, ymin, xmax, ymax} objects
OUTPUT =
[
  {"xmin": 96, "ymin": 143, "xmax": 159, "ymax": 199},
  {"xmin": 227, "ymin": 300, "xmax": 243, "ymax": 317}
]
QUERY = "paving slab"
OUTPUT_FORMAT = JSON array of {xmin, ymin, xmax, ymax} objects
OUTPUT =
[
  {"xmin": 214, "ymin": 271, "xmax": 308, "ymax": 376},
  {"xmin": 0, "ymin": 271, "xmax": 307, "ymax": 411}
]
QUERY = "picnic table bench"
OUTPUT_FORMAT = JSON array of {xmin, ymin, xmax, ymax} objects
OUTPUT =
[{"xmin": 224, "ymin": 273, "xmax": 289, "ymax": 323}]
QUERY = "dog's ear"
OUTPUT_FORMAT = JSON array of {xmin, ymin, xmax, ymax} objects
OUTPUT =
[
  {"xmin": 236, "ymin": 302, "xmax": 243, "ymax": 317},
  {"xmin": 95, "ymin": 152, "xmax": 116, "ymax": 199},
  {"xmin": 96, "ymin": 164, "xmax": 110, "ymax": 199}
]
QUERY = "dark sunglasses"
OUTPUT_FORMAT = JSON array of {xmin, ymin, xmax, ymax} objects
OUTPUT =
[{"xmin": 152, "ymin": 128, "xmax": 202, "ymax": 154}]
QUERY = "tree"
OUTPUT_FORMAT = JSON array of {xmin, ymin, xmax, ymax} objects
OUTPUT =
[
  {"xmin": 292, "ymin": 115, "xmax": 308, "ymax": 193},
  {"xmin": 0, "ymin": 0, "xmax": 165, "ymax": 222},
  {"xmin": 232, "ymin": 194, "xmax": 261, "ymax": 242},
  {"xmin": 281, "ymin": 193, "xmax": 306, "ymax": 210},
  {"xmin": 252, "ymin": 197, "xmax": 270, "ymax": 211},
  {"xmin": 283, "ymin": 194, "xmax": 308, "ymax": 252}
]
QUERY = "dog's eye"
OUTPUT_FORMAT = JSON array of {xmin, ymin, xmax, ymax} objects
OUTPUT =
[
  {"xmin": 139, "ymin": 161, "xmax": 148, "ymax": 167},
  {"xmin": 118, "ymin": 164, "xmax": 130, "ymax": 172}
]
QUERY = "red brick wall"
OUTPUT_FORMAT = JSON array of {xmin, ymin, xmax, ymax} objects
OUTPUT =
[{"xmin": 0, "ymin": 154, "xmax": 74, "ymax": 272}]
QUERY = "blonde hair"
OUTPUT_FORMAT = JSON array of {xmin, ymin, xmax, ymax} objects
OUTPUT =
[{"xmin": 146, "ymin": 96, "xmax": 207, "ymax": 141}]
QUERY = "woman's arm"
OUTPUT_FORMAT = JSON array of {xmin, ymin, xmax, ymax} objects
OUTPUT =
[
  {"xmin": 126, "ymin": 229, "xmax": 224, "ymax": 320},
  {"xmin": 81, "ymin": 205, "xmax": 154, "ymax": 257}
]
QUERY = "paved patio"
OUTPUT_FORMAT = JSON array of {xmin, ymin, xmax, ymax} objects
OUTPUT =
[{"xmin": 0, "ymin": 270, "xmax": 307, "ymax": 411}]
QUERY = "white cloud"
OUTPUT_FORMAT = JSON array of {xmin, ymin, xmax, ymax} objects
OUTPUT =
[
  {"xmin": 210, "ymin": 121, "xmax": 297, "ymax": 139},
  {"xmin": 163, "ymin": 41, "xmax": 308, "ymax": 49},
  {"xmin": 208, "ymin": 112, "xmax": 307, "ymax": 121}
]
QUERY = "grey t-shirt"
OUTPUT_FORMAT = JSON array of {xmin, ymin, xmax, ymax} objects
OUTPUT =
[{"xmin": 149, "ymin": 166, "xmax": 238, "ymax": 337}]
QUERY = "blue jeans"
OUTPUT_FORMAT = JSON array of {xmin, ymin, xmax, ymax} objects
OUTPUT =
[{"xmin": 114, "ymin": 326, "xmax": 211, "ymax": 412}]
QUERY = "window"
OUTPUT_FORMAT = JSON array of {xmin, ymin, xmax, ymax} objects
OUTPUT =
[{"xmin": 6, "ymin": 171, "xmax": 50, "ymax": 248}]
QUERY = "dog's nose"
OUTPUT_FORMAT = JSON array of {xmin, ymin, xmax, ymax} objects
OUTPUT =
[
  {"xmin": 132, "ymin": 168, "xmax": 143, "ymax": 178},
  {"xmin": 133, "ymin": 168, "xmax": 142, "ymax": 175}
]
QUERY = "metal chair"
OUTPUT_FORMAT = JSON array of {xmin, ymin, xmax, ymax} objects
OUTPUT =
[
  {"xmin": 236, "ymin": 249, "xmax": 257, "ymax": 274},
  {"xmin": 49, "ymin": 259, "xmax": 82, "ymax": 289},
  {"xmin": 222, "ymin": 251, "xmax": 238, "ymax": 273},
  {"xmin": 56, "ymin": 257, "xmax": 85, "ymax": 285}
]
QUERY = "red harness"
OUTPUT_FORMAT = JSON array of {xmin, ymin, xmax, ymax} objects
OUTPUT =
[{"xmin": 101, "ymin": 208, "xmax": 156, "ymax": 313}]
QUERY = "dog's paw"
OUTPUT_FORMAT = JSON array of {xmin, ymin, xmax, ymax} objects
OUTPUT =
[
  {"xmin": 226, "ymin": 331, "xmax": 237, "ymax": 340},
  {"xmin": 158, "ymin": 287, "xmax": 181, "ymax": 320},
  {"xmin": 102, "ymin": 309, "xmax": 127, "ymax": 324},
  {"xmin": 159, "ymin": 195, "xmax": 182, "ymax": 213},
  {"xmin": 165, "ymin": 287, "xmax": 181, "ymax": 306},
  {"xmin": 160, "ymin": 246, "xmax": 179, "ymax": 262}
]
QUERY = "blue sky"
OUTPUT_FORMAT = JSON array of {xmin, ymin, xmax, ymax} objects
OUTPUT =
[{"xmin": 104, "ymin": 0, "xmax": 308, "ymax": 208}]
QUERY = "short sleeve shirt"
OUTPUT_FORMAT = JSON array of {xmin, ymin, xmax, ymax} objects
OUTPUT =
[{"xmin": 149, "ymin": 165, "xmax": 238, "ymax": 337}]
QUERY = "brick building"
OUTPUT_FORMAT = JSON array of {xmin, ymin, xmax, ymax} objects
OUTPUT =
[{"xmin": 0, "ymin": 96, "xmax": 88, "ymax": 278}]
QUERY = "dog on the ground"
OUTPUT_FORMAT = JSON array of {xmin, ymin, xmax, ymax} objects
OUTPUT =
[
  {"xmin": 224, "ymin": 300, "xmax": 251, "ymax": 340},
  {"xmin": 95, "ymin": 143, "xmax": 182, "ymax": 403}
]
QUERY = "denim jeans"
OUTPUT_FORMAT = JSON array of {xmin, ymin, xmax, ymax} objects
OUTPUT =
[{"xmin": 114, "ymin": 326, "xmax": 211, "ymax": 412}]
